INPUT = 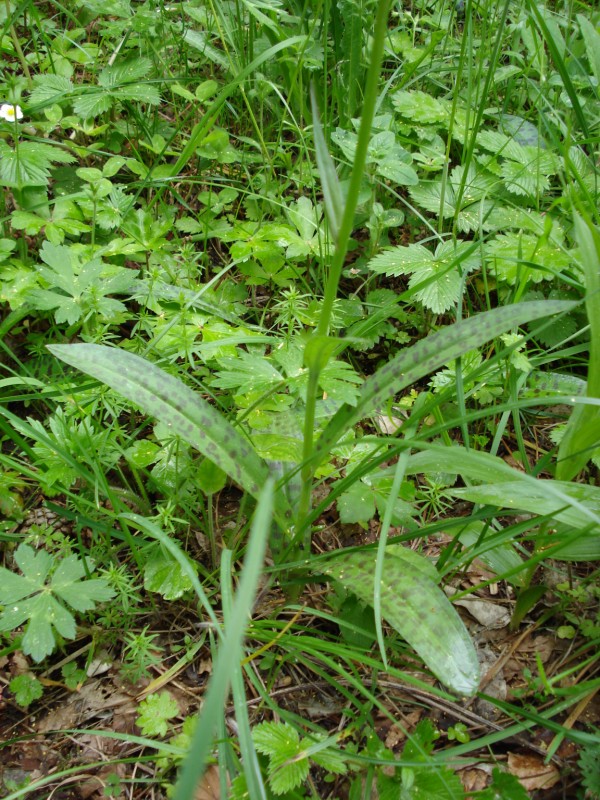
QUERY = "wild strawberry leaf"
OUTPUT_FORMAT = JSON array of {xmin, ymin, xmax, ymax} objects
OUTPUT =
[
  {"xmin": 0, "ymin": 141, "xmax": 75, "ymax": 188},
  {"xmin": 368, "ymin": 240, "xmax": 480, "ymax": 313}
]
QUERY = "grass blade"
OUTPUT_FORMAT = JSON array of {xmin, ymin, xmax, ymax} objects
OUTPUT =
[{"xmin": 172, "ymin": 480, "xmax": 274, "ymax": 800}]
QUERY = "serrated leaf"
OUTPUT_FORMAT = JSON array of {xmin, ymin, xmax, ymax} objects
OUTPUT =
[
  {"xmin": 99, "ymin": 57, "xmax": 154, "ymax": 88},
  {"xmin": 54, "ymin": 576, "xmax": 115, "ymax": 611},
  {"xmin": 337, "ymin": 481, "xmax": 376, "ymax": 524},
  {"xmin": 325, "ymin": 548, "xmax": 480, "ymax": 695},
  {"xmin": 0, "ymin": 141, "xmax": 75, "ymax": 188},
  {"xmin": 9, "ymin": 674, "xmax": 43, "ymax": 708},
  {"xmin": 212, "ymin": 351, "xmax": 284, "ymax": 394},
  {"xmin": 113, "ymin": 84, "xmax": 161, "ymax": 105},
  {"xmin": 0, "ymin": 543, "xmax": 114, "ymax": 662},
  {"xmin": 487, "ymin": 233, "xmax": 572, "ymax": 284},
  {"xmin": 368, "ymin": 240, "xmax": 480, "ymax": 313},
  {"xmin": 254, "ymin": 721, "xmax": 300, "ymax": 758},
  {"xmin": 409, "ymin": 165, "xmax": 498, "ymax": 232},
  {"xmin": 481, "ymin": 768, "xmax": 530, "ymax": 800},
  {"xmin": 269, "ymin": 754, "xmax": 309, "ymax": 795},
  {"xmin": 73, "ymin": 92, "xmax": 114, "ymax": 119},
  {"xmin": 310, "ymin": 742, "xmax": 347, "ymax": 774},
  {"xmin": 403, "ymin": 766, "xmax": 465, "ymax": 799},
  {"xmin": 392, "ymin": 90, "xmax": 451, "ymax": 124},
  {"xmin": 376, "ymin": 157, "xmax": 419, "ymax": 186},
  {"xmin": 136, "ymin": 691, "xmax": 179, "ymax": 737},
  {"xmin": 48, "ymin": 344, "xmax": 291, "ymax": 527},
  {"xmin": 144, "ymin": 544, "xmax": 195, "ymax": 600},
  {"xmin": 253, "ymin": 723, "xmax": 308, "ymax": 795},
  {"xmin": 30, "ymin": 74, "xmax": 74, "ymax": 105}
]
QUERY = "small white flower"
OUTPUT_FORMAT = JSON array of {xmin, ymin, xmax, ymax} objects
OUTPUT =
[{"xmin": 0, "ymin": 103, "xmax": 24, "ymax": 122}]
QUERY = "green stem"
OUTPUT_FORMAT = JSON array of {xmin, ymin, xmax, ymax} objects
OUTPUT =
[
  {"xmin": 297, "ymin": 0, "xmax": 391, "ymax": 545},
  {"xmin": 315, "ymin": 0, "xmax": 390, "ymax": 340},
  {"xmin": 4, "ymin": 0, "xmax": 32, "ymax": 85}
]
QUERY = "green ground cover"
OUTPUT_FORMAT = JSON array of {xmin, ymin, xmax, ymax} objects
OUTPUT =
[{"xmin": 0, "ymin": 0, "xmax": 599, "ymax": 797}]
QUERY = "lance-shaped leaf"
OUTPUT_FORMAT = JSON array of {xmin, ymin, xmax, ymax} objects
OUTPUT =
[
  {"xmin": 556, "ymin": 215, "xmax": 600, "ymax": 480},
  {"xmin": 313, "ymin": 300, "xmax": 575, "ymax": 465},
  {"xmin": 48, "ymin": 344, "xmax": 291, "ymax": 526},
  {"xmin": 324, "ymin": 547, "xmax": 480, "ymax": 696},
  {"xmin": 449, "ymin": 480, "xmax": 600, "ymax": 560}
]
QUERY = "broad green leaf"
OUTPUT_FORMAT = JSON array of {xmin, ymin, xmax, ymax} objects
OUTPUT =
[
  {"xmin": 196, "ymin": 458, "xmax": 227, "ymax": 495},
  {"xmin": 405, "ymin": 443, "xmax": 600, "ymax": 554},
  {"xmin": 313, "ymin": 300, "xmax": 575, "ymax": 465},
  {"xmin": 144, "ymin": 544, "xmax": 195, "ymax": 600},
  {"xmin": 376, "ymin": 157, "xmax": 419, "ymax": 186},
  {"xmin": 0, "ymin": 141, "xmax": 75, "ymax": 188},
  {"xmin": 30, "ymin": 74, "xmax": 74, "ymax": 105},
  {"xmin": 392, "ymin": 89, "xmax": 451, "ymax": 124},
  {"xmin": 136, "ymin": 691, "xmax": 179, "ymax": 737},
  {"xmin": 486, "ymin": 233, "xmax": 572, "ymax": 284},
  {"xmin": 325, "ymin": 548, "xmax": 480, "ymax": 695},
  {"xmin": 409, "ymin": 165, "xmax": 498, "ymax": 232},
  {"xmin": 0, "ymin": 237, "xmax": 15, "ymax": 262},
  {"xmin": 48, "ymin": 344, "xmax": 291, "ymax": 527},
  {"xmin": 556, "ymin": 215, "xmax": 600, "ymax": 480},
  {"xmin": 99, "ymin": 57, "xmax": 154, "ymax": 88},
  {"xmin": 113, "ymin": 84, "xmax": 161, "ymax": 106},
  {"xmin": 337, "ymin": 480, "xmax": 376, "ymax": 524},
  {"xmin": 0, "ymin": 544, "xmax": 113, "ymax": 662},
  {"xmin": 253, "ymin": 721, "xmax": 300, "ymax": 760},
  {"xmin": 449, "ymin": 480, "xmax": 600, "ymax": 559},
  {"xmin": 9, "ymin": 674, "xmax": 43, "ymax": 708},
  {"xmin": 73, "ymin": 92, "xmax": 113, "ymax": 119}
]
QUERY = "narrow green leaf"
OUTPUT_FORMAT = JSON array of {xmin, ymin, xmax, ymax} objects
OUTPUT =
[
  {"xmin": 172, "ymin": 481, "xmax": 274, "ymax": 800},
  {"xmin": 310, "ymin": 85, "xmax": 343, "ymax": 241},
  {"xmin": 314, "ymin": 300, "xmax": 575, "ymax": 463},
  {"xmin": 449, "ymin": 480, "xmax": 600, "ymax": 558},
  {"xmin": 48, "ymin": 344, "xmax": 291, "ymax": 527},
  {"xmin": 405, "ymin": 442, "xmax": 600, "ymax": 557},
  {"xmin": 325, "ymin": 548, "xmax": 480, "ymax": 696},
  {"xmin": 556, "ymin": 215, "xmax": 600, "ymax": 480},
  {"xmin": 303, "ymin": 334, "xmax": 341, "ymax": 373}
]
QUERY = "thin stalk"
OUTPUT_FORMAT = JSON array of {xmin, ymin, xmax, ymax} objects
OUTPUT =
[
  {"xmin": 297, "ymin": 0, "xmax": 391, "ymax": 541},
  {"xmin": 4, "ymin": 0, "xmax": 32, "ymax": 85},
  {"xmin": 315, "ymin": 0, "xmax": 391, "ymax": 340}
]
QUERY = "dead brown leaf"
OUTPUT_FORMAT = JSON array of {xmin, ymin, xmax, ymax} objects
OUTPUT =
[
  {"xmin": 507, "ymin": 752, "xmax": 560, "ymax": 791},
  {"xmin": 458, "ymin": 763, "xmax": 492, "ymax": 795},
  {"xmin": 195, "ymin": 765, "xmax": 228, "ymax": 800},
  {"xmin": 36, "ymin": 679, "xmax": 134, "ymax": 733}
]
